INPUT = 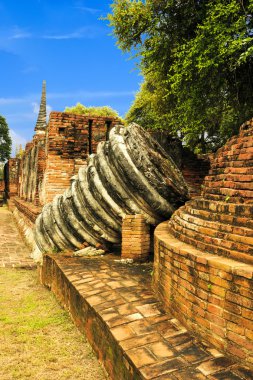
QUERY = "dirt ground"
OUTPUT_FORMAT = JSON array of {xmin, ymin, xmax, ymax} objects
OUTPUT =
[{"xmin": 0, "ymin": 268, "xmax": 107, "ymax": 380}]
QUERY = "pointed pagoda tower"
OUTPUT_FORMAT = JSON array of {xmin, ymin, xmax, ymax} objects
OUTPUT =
[{"xmin": 35, "ymin": 80, "xmax": 47, "ymax": 136}]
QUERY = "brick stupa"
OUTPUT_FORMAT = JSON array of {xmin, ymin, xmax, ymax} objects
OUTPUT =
[{"xmin": 154, "ymin": 119, "xmax": 253, "ymax": 368}]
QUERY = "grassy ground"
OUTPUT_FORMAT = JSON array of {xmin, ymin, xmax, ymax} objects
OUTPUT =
[{"xmin": 0, "ymin": 268, "xmax": 107, "ymax": 380}]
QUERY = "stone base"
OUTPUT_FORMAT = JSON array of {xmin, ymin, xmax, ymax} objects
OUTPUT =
[
  {"xmin": 154, "ymin": 221, "xmax": 253, "ymax": 368},
  {"xmin": 41, "ymin": 254, "xmax": 253, "ymax": 379}
]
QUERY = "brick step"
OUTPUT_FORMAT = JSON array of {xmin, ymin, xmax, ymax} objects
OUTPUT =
[
  {"xmin": 203, "ymin": 187, "xmax": 253, "ymax": 201},
  {"xmin": 215, "ymin": 137, "xmax": 253, "ymax": 151},
  {"xmin": 183, "ymin": 203, "xmax": 253, "ymax": 230},
  {"xmin": 184, "ymin": 198, "xmax": 253, "ymax": 217},
  {"xmin": 208, "ymin": 168, "xmax": 253, "ymax": 178},
  {"xmin": 214, "ymin": 136, "xmax": 252, "ymax": 154},
  {"xmin": 171, "ymin": 212, "xmax": 253, "ymax": 253},
  {"xmin": 42, "ymin": 254, "xmax": 253, "ymax": 379},
  {"xmin": 169, "ymin": 221, "xmax": 253, "ymax": 265},
  {"xmin": 205, "ymin": 173, "xmax": 253, "ymax": 182},
  {"xmin": 210, "ymin": 154, "xmax": 253, "ymax": 166},
  {"xmin": 202, "ymin": 193, "xmax": 253, "ymax": 204},
  {"xmin": 207, "ymin": 159, "xmax": 253, "ymax": 169},
  {"xmin": 155, "ymin": 221, "xmax": 253, "ymax": 368},
  {"xmin": 204, "ymin": 179, "xmax": 253, "ymax": 190}
]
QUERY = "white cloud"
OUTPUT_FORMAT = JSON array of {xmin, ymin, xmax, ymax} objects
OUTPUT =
[
  {"xmin": 47, "ymin": 90, "xmax": 135, "ymax": 100},
  {"xmin": 8, "ymin": 26, "xmax": 32, "ymax": 40},
  {"xmin": 10, "ymin": 32, "xmax": 32, "ymax": 40},
  {"xmin": 32, "ymin": 102, "xmax": 40, "ymax": 114},
  {"xmin": 9, "ymin": 129, "xmax": 27, "ymax": 157},
  {"xmin": 43, "ymin": 26, "xmax": 104, "ymax": 40},
  {"xmin": 22, "ymin": 66, "xmax": 38, "ymax": 74},
  {"xmin": 75, "ymin": 6, "xmax": 100, "ymax": 14},
  {"xmin": 0, "ymin": 91, "xmax": 135, "ymax": 107},
  {"xmin": 0, "ymin": 97, "xmax": 28, "ymax": 105},
  {"xmin": 46, "ymin": 104, "xmax": 52, "ymax": 117},
  {"xmin": 32, "ymin": 102, "xmax": 52, "ymax": 120}
]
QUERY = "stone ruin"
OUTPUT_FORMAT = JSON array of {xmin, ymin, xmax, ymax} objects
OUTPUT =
[
  {"xmin": 33, "ymin": 123, "xmax": 189, "ymax": 261},
  {"xmin": 154, "ymin": 119, "xmax": 253, "ymax": 367},
  {"xmin": 4, "ymin": 81, "xmax": 210, "ymax": 259},
  {"xmin": 4, "ymin": 81, "xmax": 121, "ymax": 244},
  {"xmin": 3, "ymin": 81, "xmax": 253, "ymax": 371}
]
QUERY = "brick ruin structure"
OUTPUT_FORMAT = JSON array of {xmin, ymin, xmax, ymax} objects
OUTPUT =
[
  {"xmin": 4, "ymin": 81, "xmax": 121, "ymax": 242},
  {"xmin": 4, "ymin": 81, "xmax": 253, "ymax": 372},
  {"xmin": 33, "ymin": 123, "xmax": 189, "ymax": 262},
  {"xmin": 4, "ymin": 82, "xmax": 211, "ymax": 261},
  {"xmin": 154, "ymin": 119, "xmax": 253, "ymax": 367},
  {"xmin": 0, "ymin": 179, "xmax": 4, "ymax": 206}
]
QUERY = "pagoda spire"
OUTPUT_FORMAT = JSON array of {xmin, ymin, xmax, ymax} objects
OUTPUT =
[{"xmin": 35, "ymin": 80, "xmax": 47, "ymax": 134}]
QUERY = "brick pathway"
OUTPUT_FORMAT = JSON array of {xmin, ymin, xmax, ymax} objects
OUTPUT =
[
  {"xmin": 43, "ymin": 254, "xmax": 253, "ymax": 380},
  {"xmin": 0, "ymin": 207, "xmax": 35, "ymax": 268}
]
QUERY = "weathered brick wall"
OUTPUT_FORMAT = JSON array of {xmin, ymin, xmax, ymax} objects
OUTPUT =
[
  {"xmin": 203, "ymin": 120, "xmax": 253, "ymax": 203},
  {"xmin": 41, "ymin": 112, "xmax": 120, "ymax": 203},
  {"xmin": 154, "ymin": 119, "xmax": 253, "ymax": 368},
  {"xmin": 121, "ymin": 214, "xmax": 150, "ymax": 261},
  {"xmin": 154, "ymin": 223, "xmax": 253, "ymax": 368},
  {"xmin": 168, "ymin": 122, "xmax": 253, "ymax": 265},
  {"xmin": 13, "ymin": 197, "xmax": 42, "ymax": 224},
  {"xmin": 6, "ymin": 111, "xmax": 120, "ymax": 207},
  {"xmin": 4, "ymin": 158, "xmax": 19, "ymax": 197},
  {"xmin": 181, "ymin": 153, "xmax": 211, "ymax": 198}
]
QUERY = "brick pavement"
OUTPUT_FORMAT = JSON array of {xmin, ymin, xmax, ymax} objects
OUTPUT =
[
  {"xmin": 0, "ymin": 206, "xmax": 35, "ymax": 268},
  {"xmin": 42, "ymin": 254, "xmax": 253, "ymax": 380}
]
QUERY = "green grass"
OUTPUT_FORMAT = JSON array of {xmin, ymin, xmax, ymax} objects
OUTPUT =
[{"xmin": 0, "ymin": 269, "xmax": 107, "ymax": 380}]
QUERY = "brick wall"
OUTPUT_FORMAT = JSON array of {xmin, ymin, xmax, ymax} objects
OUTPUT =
[
  {"xmin": 181, "ymin": 153, "xmax": 211, "ymax": 198},
  {"xmin": 18, "ymin": 138, "xmax": 45, "ymax": 205},
  {"xmin": 121, "ymin": 214, "xmax": 150, "ymax": 261},
  {"xmin": 154, "ymin": 223, "xmax": 253, "ymax": 368},
  {"xmin": 41, "ymin": 112, "xmax": 120, "ymax": 203},
  {"xmin": 168, "ymin": 122, "xmax": 253, "ymax": 265},
  {"xmin": 203, "ymin": 120, "xmax": 253, "ymax": 203},
  {"xmin": 4, "ymin": 158, "xmax": 19, "ymax": 197},
  {"xmin": 153, "ymin": 120, "xmax": 253, "ymax": 368},
  {"xmin": 5, "ymin": 111, "xmax": 120, "ymax": 207}
]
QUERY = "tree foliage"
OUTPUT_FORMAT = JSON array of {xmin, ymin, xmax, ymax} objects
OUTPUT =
[
  {"xmin": 0, "ymin": 115, "xmax": 11, "ymax": 162},
  {"xmin": 64, "ymin": 103, "xmax": 122, "ymax": 119},
  {"xmin": 108, "ymin": 0, "xmax": 253, "ymax": 152}
]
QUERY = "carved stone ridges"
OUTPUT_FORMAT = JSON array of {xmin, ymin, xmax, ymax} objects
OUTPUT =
[
  {"xmin": 33, "ymin": 123, "xmax": 189, "ymax": 258},
  {"xmin": 35, "ymin": 80, "xmax": 47, "ymax": 133}
]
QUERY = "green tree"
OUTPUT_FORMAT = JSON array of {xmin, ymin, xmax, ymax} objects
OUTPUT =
[
  {"xmin": 0, "ymin": 115, "xmax": 11, "ymax": 162},
  {"xmin": 0, "ymin": 163, "xmax": 4, "ymax": 180},
  {"xmin": 64, "ymin": 103, "xmax": 123, "ymax": 120},
  {"xmin": 108, "ymin": 0, "xmax": 253, "ymax": 152}
]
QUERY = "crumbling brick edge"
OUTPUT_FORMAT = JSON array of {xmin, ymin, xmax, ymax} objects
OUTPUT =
[
  {"xmin": 153, "ymin": 221, "xmax": 253, "ymax": 369},
  {"xmin": 40, "ymin": 255, "xmax": 143, "ymax": 380}
]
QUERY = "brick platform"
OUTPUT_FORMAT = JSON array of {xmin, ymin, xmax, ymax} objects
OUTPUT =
[
  {"xmin": 153, "ymin": 120, "xmax": 253, "ymax": 369},
  {"xmin": 154, "ymin": 222, "xmax": 253, "ymax": 368},
  {"xmin": 0, "ymin": 207, "xmax": 35, "ymax": 268},
  {"xmin": 41, "ymin": 254, "xmax": 253, "ymax": 379}
]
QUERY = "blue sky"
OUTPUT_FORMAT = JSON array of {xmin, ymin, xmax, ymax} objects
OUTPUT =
[{"xmin": 0, "ymin": 0, "xmax": 141, "ymax": 154}]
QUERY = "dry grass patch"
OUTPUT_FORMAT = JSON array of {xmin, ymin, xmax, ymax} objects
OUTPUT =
[{"xmin": 0, "ymin": 269, "xmax": 107, "ymax": 380}]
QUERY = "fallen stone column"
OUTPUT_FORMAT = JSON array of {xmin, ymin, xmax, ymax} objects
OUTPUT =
[{"xmin": 33, "ymin": 123, "xmax": 188, "ymax": 262}]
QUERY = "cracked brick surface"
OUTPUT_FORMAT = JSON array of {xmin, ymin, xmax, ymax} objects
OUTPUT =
[
  {"xmin": 0, "ymin": 207, "xmax": 35, "ymax": 268},
  {"xmin": 42, "ymin": 254, "xmax": 253, "ymax": 380}
]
